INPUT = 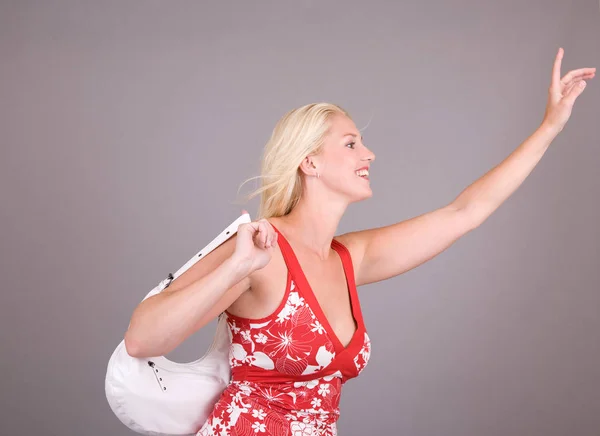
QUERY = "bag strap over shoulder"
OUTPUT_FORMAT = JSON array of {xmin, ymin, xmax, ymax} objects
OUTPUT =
[
  {"xmin": 167, "ymin": 213, "xmax": 251, "ymax": 286},
  {"xmin": 142, "ymin": 213, "xmax": 252, "ymax": 302}
]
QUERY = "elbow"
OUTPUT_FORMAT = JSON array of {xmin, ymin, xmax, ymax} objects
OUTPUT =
[
  {"xmin": 124, "ymin": 330, "xmax": 149, "ymax": 358},
  {"xmin": 124, "ymin": 328, "xmax": 170, "ymax": 358},
  {"xmin": 454, "ymin": 202, "xmax": 483, "ymax": 233}
]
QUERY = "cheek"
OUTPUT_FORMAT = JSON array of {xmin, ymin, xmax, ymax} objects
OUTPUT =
[
  {"xmin": 326, "ymin": 167, "xmax": 359, "ymax": 190},
  {"xmin": 326, "ymin": 163, "xmax": 353, "ymax": 182},
  {"xmin": 324, "ymin": 155, "xmax": 353, "ymax": 175},
  {"xmin": 319, "ymin": 152, "xmax": 357, "ymax": 184}
]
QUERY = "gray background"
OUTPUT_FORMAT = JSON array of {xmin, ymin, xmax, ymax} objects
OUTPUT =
[{"xmin": 1, "ymin": 1, "xmax": 599, "ymax": 435}]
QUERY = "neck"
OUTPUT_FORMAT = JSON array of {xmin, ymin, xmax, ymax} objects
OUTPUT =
[{"xmin": 272, "ymin": 190, "xmax": 348, "ymax": 261}]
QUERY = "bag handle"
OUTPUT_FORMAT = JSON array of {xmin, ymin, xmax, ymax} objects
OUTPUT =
[
  {"xmin": 166, "ymin": 212, "xmax": 251, "ymax": 287},
  {"xmin": 142, "ymin": 212, "xmax": 252, "ymax": 302}
]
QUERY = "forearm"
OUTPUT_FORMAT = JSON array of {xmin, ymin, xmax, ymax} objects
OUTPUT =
[
  {"xmin": 124, "ymin": 255, "xmax": 250, "ymax": 357},
  {"xmin": 453, "ymin": 122, "xmax": 560, "ymax": 227}
]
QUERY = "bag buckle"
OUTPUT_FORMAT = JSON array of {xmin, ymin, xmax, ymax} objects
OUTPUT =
[{"xmin": 163, "ymin": 273, "xmax": 174, "ymax": 289}]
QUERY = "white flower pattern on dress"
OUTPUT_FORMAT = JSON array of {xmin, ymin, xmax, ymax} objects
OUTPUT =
[
  {"xmin": 254, "ymin": 333, "xmax": 268, "ymax": 344},
  {"xmin": 310, "ymin": 320, "xmax": 326, "ymax": 334},
  {"xmin": 198, "ymin": 275, "xmax": 370, "ymax": 436},
  {"xmin": 353, "ymin": 332, "xmax": 371, "ymax": 373}
]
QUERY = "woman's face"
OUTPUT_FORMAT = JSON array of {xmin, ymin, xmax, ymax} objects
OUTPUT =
[{"xmin": 307, "ymin": 113, "xmax": 376, "ymax": 203}]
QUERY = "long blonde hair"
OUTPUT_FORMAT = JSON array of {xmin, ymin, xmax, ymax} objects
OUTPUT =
[{"xmin": 237, "ymin": 103, "xmax": 351, "ymax": 219}]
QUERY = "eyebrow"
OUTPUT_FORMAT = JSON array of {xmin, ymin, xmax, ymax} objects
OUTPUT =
[{"xmin": 343, "ymin": 133, "xmax": 363, "ymax": 140}]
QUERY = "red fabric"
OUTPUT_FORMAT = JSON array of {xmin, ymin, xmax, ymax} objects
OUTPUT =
[{"xmin": 197, "ymin": 224, "xmax": 371, "ymax": 436}]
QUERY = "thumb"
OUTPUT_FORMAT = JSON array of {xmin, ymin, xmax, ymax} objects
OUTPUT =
[{"xmin": 563, "ymin": 80, "xmax": 586, "ymax": 106}]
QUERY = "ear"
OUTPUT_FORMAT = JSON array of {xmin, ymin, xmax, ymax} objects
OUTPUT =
[{"xmin": 298, "ymin": 155, "xmax": 318, "ymax": 177}]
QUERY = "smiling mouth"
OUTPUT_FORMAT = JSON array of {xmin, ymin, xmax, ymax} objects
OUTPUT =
[{"xmin": 356, "ymin": 169, "xmax": 369, "ymax": 180}]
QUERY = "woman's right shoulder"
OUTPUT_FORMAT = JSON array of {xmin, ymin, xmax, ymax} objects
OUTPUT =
[{"xmin": 225, "ymin": 238, "xmax": 288, "ymax": 319}]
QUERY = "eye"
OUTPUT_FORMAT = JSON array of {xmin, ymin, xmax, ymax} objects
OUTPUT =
[{"xmin": 345, "ymin": 141, "xmax": 356, "ymax": 149}]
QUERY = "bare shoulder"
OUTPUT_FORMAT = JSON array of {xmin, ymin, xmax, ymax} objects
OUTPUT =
[
  {"xmin": 226, "ymin": 237, "xmax": 289, "ymax": 319},
  {"xmin": 333, "ymin": 231, "xmax": 369, "ymax": 283}
]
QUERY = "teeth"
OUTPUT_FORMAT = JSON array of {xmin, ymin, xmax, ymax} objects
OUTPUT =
[{"xmin": 356, "ymin": 169, "xmax": 369, "ymax": 177}]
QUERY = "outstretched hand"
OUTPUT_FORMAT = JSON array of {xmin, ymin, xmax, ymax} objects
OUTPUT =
[{"xmin": 542, "ymin": 47, "xmax": 595, "ymax": 133}]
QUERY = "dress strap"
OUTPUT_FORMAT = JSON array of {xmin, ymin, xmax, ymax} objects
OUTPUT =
[
  {"xmin": 330, "ymin": 239, "xmax": 365, "ymax": 331},
  {"xmin": 268, "ymin": 222, "xmax": 366, "ymax": 353},
  {"xmin": 269, "ymin": 222, "xmax": 305, "ymax": 290}
]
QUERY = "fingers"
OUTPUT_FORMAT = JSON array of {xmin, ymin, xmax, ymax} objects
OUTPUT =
[
  {"xmin": 253, "ymin": 221, "xmax": 267, "ymax": 248},
  {"xmin": 563, "ymin": 80, "xmax": 587, "ymax": 106},
  {"xmin": 551, "ymin": 47, "xmax": 564, "ymax": 90},
  {"xmin": 563, "ymin": 80, "xmax": 579, "ymax": 98},
  {"xmin": 549, "ymin": 47, "xmax": 595, "ymax": 102},
  {"xmin": 252, "ymin": 219, "xmax": 278, "ymax": 249},
  {"xmin": 265, "ymin": 220, "xmax": 278, "ymax": 248},
  {"xmin": 560, "ymin": 68, "xmax": 596, "ymax": 90}
]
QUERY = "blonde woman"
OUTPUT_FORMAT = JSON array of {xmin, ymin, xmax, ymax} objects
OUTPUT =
[{"xmin": 124, "ymin": 49, "xmax": 594, "ymax": 435}]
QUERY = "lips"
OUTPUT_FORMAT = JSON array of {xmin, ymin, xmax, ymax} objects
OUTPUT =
[{"xmin": 356, "ymin": 168, "xmax": 369, "ymax": 179}]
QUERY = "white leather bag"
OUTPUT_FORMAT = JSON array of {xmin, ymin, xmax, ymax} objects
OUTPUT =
[{"xmin": 105, "ymin": 213, "xmax": 252, "ymax": 436}]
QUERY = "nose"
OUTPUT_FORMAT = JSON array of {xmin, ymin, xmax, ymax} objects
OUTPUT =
[{"xmin": 361, "ymin": 147, "xmax": 375, "ymax": 163}]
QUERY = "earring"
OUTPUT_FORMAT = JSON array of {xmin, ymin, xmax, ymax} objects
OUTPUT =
[{"xmin": 310, "ymin": 161, "xmax": 320, "ymax": 179}]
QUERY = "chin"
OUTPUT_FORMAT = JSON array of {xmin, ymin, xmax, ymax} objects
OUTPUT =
[
  {"xmin": 334, "ymin": 179, "xmax": 373, "ymax": 203},
  {"xmin": 351, "ymin": 188, "xmax": 373, "ymax": 203}
]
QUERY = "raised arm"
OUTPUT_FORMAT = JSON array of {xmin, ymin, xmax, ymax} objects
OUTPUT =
[{"xmin": 341, "ymin": 48, "xmax": 595, "ymax": 287}]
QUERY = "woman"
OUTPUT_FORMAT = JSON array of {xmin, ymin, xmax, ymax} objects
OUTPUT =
[{"xmin": 124, "ymin": 48, "xmax": 594, "ymax": 435}]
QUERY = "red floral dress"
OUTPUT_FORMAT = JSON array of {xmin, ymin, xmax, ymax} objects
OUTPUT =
[{"xmin": 197, "ymin": 224, "xmax": 371, "ymax": 436}]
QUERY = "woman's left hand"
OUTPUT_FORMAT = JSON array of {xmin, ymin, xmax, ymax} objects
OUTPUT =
[{"xmin": 542, "ymin": 47, "xmax": 595, "ymax": 134}]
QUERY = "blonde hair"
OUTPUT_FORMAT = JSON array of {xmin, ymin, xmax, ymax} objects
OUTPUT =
[{"xmin": 238, "ymin": 102, "xmax": 351, "ymax": 219}]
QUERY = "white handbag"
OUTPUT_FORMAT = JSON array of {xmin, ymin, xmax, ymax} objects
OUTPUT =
[{"xmin": 105, "ymin": 213, "xmax": 252, "ymax": 436}]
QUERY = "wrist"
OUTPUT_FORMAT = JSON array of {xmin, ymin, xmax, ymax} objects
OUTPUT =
[
  {"xmin": 222, "ymin": 254, "xmax": 253, "ymax": 283},
  {"xmin": 539, "ymin": 120, "xmax": 563, "ymax": 137}
]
